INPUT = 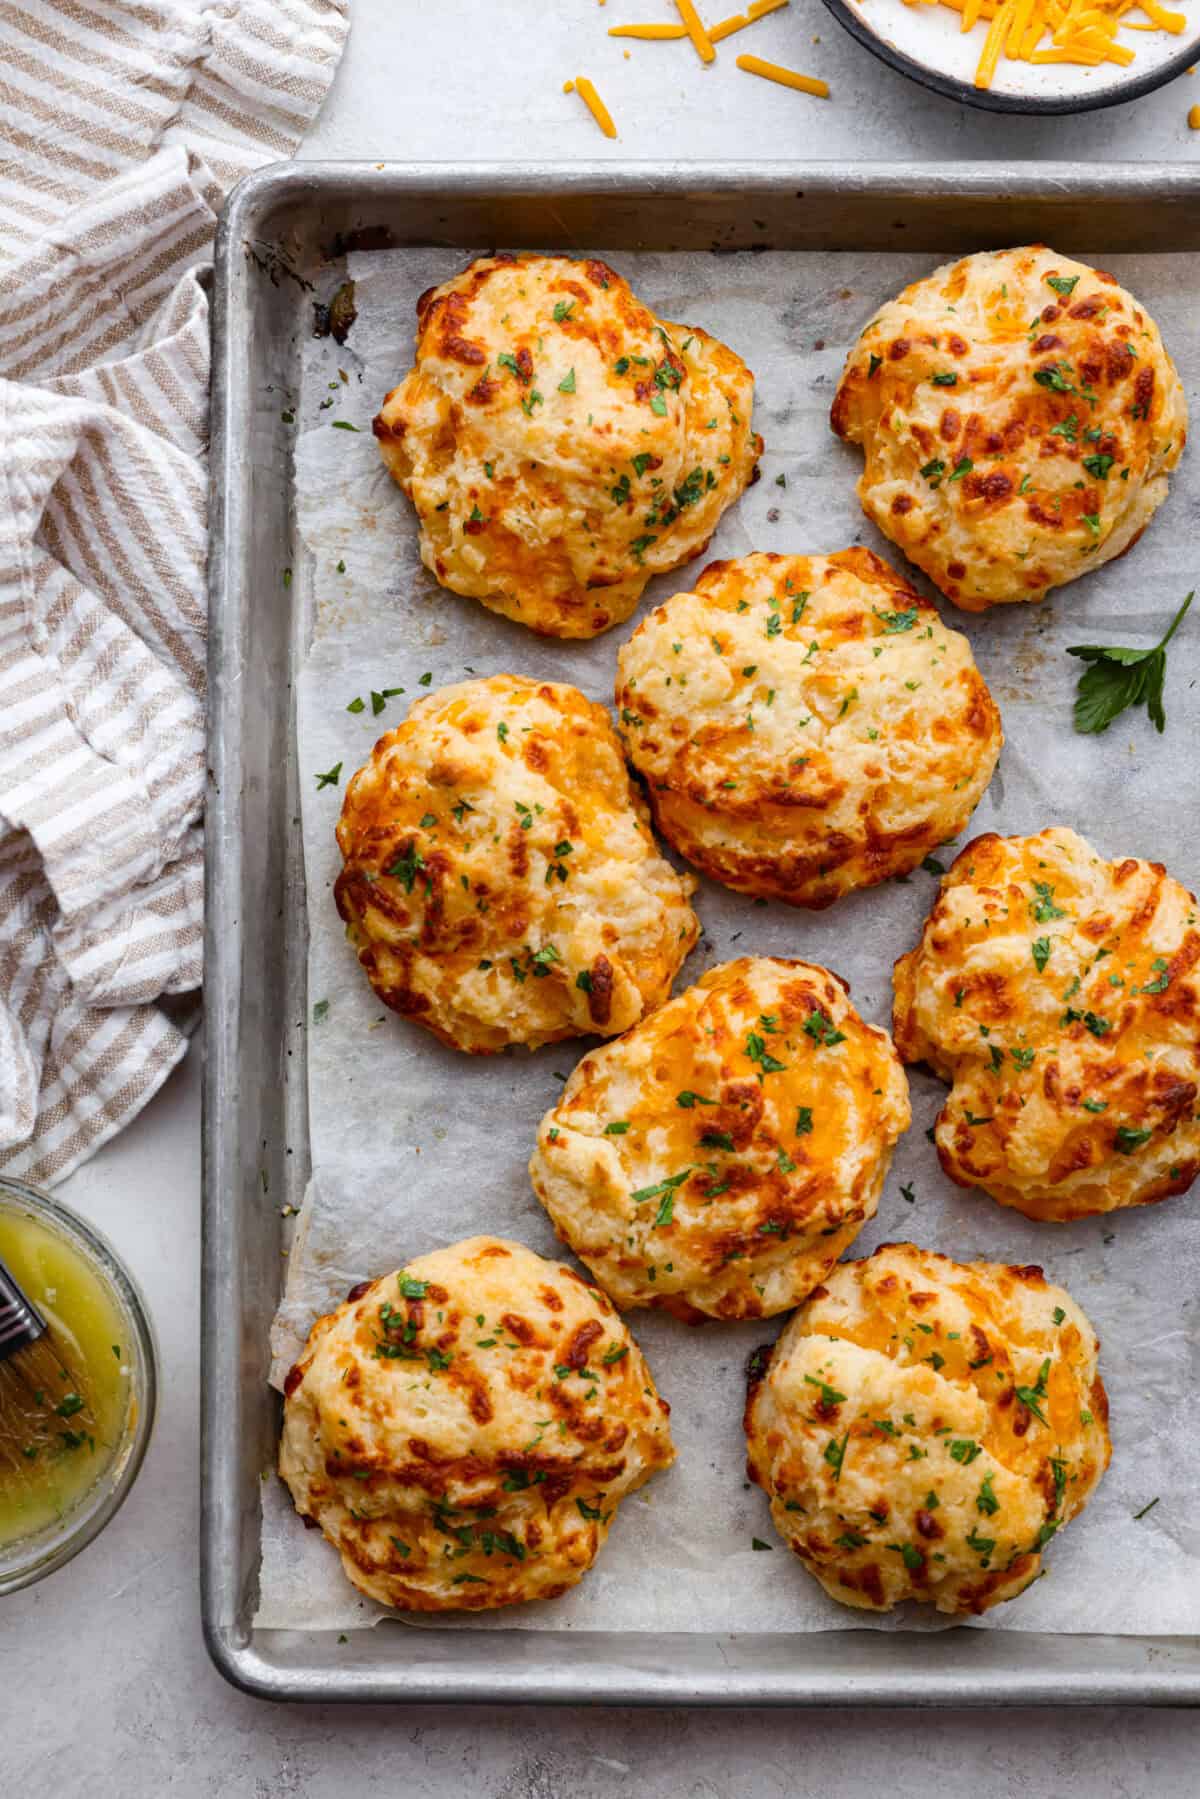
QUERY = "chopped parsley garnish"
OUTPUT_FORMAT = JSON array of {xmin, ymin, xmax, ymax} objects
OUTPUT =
[
  {"xmin": 1015, "ymin": 1357, "xmax": 1052, "ymax": 1426},
  {"xmin": 1082, "ymin": 453, "xmax": 1114, "ymax": 481},
  {"xmin": 976, "ymin": 1473, "xmax": 999, "ymax": 1516},
  {"xmin": 1046, "ymin": 274, "xmax": 1079, "ymax": 297},
  {"xmin": 398, "ymin": 1274, "xmax": 429, "ymax": 1298},
  {"xmin": 795, "ymin": 1106, "xmax": 814, "ymax": 1136},
  {"xmin": 676, "ymin": 1090, "xmax": 716, "ymax": 1109},
  {"xmin": 751, "ymin": 1537, "xmax": 774, "ymax": 1551},
  {"xmin": 1031, "ymin": 881, "xmax": 1067, "ymax": 922},
  {"xmin": 699, "ymin": 1130, "xmax": 735, "ymax": 1151},
  {"xmin": 1143, "ymin": 956, "xmax": 1171, "ymax": 993},
  {"xmin": 966, "ymin": 1527, "xmax": 996, "ymax": 1565},
  {"xmin": 1115, "ymin": 1126, "xmax": 1152, "ymax": 1153},
  {"xmin": 1031, "ymin": 937, "xmax": 1052, "ymax": 972},
  {"xmin": 891, "ymin": 1542, "xmax": 924, "ymax": 1572},
  {"xmin": 315, "ymin": 763, "xmax": 342, "ymax": 789},
  {"xmin": 823, "ymin": 1431, "xmax": 849, "ymax": 1482},
  {"xmin": 920, "ymin": 458, "xmax": 946, "ymax": 486},
  {"xmin": 1034, "ymin": 363, "xmax": 1076, "ymax": 395},
  {"xmin": 552, "ymin": 300, "xmax": 574, "ymax": 322},
  {"xmin": 876, "ymin": 607, "xmax": 918, "ymax": 634},
  {"xmin": 948, "ymin": 456, "xmax": 973, "ymax": 482},
  {"xmin": 802, "ymin": 1012, "xmax": 846, "ymax": 1049},
  {"xmin": 804, "ymin": 1374, "xmax": 847, "ymax": 1406},
  {"xmin": 949, "ymin": 1439, "xmax": 982, "ymax": 1465},
  {"xmin": 387, "ymin": 843, "xmax": 427, "ymax": 893},
  {"xmin": 558, "ymin": 368, "xmax": 576, "ymax": 394},
  {"xmin": 746, "ymin": 1031, "xmax": 787, "ymax": 1073},
  {"xmin": 631, "ymin": 1167, "xmax": 692, "ymax": 1204},
  {"xmin": 931, "ymin": 372, "xmax": 957, "ymax": 387}
]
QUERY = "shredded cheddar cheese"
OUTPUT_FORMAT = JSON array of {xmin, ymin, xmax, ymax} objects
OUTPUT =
[
  {"xmin": 735, "ymin": 51, "xmax": 830, "ymax": 92},
  {"xmin": 675, "ymin": 0, "xmax": 718, "ymax": 58},
  {"xmin": 607, "ymin": 21, "xmax": 688, "ymax": 34},
  {"xmin": 573, "ymin": 75, "xmax": 619, "ymax": 136},
  {"xmin": 913, "ymin": 0, "xmax": 1191, "ymax": 87},
  {"xmin": 710, "ymin": 0, "xmax": 791, "ymax": 39}
]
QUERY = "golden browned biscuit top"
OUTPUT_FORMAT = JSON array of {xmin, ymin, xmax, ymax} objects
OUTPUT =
[
  {"xmin": 278, "ymin": 1236, "xmax": 675, "ymax": 1612},
  {"xmin": 832, "ymin": 246, "xmax": 1186, "ymax": 611},
  {"xmin": 615, "ymin": 548, "xmax": 1002, "ymax": 907},
  {"xmin": 744, "ymin": 1243, "xmax": 1111, "ymax": 1615},
  {"xmin": 374, "ymin": 253, "xmax": 762, "ymax": 638},
  {"xmin": 530, "ymin": 957, "xmax": 910, "ymax": 1320},
  {"xmin": 893, "ymin": 826, "xmax": 1200, "ymax": 1220},
  {"xmin": 334, "ymin": 674, "xmax": 699, "ymax": 1053}
]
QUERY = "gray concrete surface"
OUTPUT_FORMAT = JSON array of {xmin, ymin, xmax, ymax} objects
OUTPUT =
[{"xmin": 6, "ymin": 1, "xmax": 1200, "ymax": 1790}]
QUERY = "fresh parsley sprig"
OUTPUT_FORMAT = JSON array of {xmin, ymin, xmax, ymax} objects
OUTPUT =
[{"xmin": 1066, "ymin": 590, "xmax": 1192, "ymax": 735}]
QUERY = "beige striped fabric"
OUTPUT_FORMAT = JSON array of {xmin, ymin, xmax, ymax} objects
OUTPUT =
[{"xmin": 0, "ymin": 0, "xmax": 348, "ymax": 1184}]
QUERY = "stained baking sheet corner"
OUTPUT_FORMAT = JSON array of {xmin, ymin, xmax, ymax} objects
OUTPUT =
[{"xmin": 204, "ymin": 160, "xmax": 1200, "ymax": 1704}]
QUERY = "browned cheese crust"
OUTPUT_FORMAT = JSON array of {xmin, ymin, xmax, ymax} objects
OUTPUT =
[
  {"xmin": 333, "ymin": 675, "xmax": 699, "ymax": 1053},
  {"xmin": 893, "ymin": 827, "xmax": 1200, "ymax": 1220},
  {"xmin": 615, "ymin": 548, "xmax": 1002, "ymax": 907},
  {"xmin": 374, "ymin": 253, "xmax": 762, "ymax": 638},
  {"xmin": 831, "ymin": 246, "xmax": 1186, "ymax": 611},
  {"xmin": 279, "ymin": 1237, "xmax": 675, "ymax": 1611},
  {"xmin": 530, "ymin": 957, "xmax": 910, "ymax": 1321},
  {"xmin": 743, "ymin": 1243, "xmax": 1111, "ymax": 1615}
]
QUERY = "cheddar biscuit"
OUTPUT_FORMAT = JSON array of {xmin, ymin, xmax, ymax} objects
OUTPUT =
[
  {"xmin": 333, "ymin": 675, "xmax": 699, "ymax": 1053},
  {"xmin": 530, "ymin": 957, "xmax": 911, "ymax": 1320},
  {"xmin": 615, "ymin": 548, "xmax": 1002, "ymax": 907},
  {"xmin": 893, "ymin": 826, "xmax": 1200, "ymax": 1221},
  {"xmin": 279, "ymin": 1237, "xmax": 675, "ymax": 1611},
  {"xmin": 744, "ymin": 1243, "xmax": 1111, "ymax": 1615},
  {"xmin": 831, "ymin": 246, "xmax": 1186, "ymax": 610},
  {"xmin": 374, "ymin": 253, "xmax": 762, "ymax": 637}
]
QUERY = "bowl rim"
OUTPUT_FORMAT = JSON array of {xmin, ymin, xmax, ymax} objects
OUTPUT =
[
  {"xmin": 819, "ymin": 0, "xmax": 1200, "ymax": 115},
  {"xmin": 0, "ymin": 1174, "xmax": 159, "ymax": 1594}
]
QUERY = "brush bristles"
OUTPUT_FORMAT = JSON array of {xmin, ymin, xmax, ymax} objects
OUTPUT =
[{"xmin": 0, "ymin": 1329, "xmax": 95, "ymax": 1478}]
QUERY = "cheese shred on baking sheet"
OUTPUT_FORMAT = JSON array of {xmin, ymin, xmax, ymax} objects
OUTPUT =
[{"xmin": 899, "ymin": 0, "xmax": 1186, "ymax": 89}]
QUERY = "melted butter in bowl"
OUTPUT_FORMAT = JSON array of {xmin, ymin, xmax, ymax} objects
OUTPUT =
[{"xmin": 0, "ymin": 1178, "xmax": 156, "ymax": 1592}]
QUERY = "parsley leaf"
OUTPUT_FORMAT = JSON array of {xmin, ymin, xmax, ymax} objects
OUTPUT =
[{"xmin": 1067, "ymin": 590, "xmax": 1192, "ymax": 735}]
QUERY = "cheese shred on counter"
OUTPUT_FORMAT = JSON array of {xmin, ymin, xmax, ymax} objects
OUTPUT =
[{"xmin": 901, "ymin": 0, "xmax": 1188, "ymax": 89}]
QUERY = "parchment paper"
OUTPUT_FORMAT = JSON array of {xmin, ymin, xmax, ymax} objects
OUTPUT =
[{"xmin": 256, "ymin": 245, "xmax": 1200, "ymax": 1635}]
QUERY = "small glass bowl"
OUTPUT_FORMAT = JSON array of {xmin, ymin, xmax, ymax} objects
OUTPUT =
[{"xmin": 0, "ymin": 1175, "xmax": 158, "ymax": 1595}]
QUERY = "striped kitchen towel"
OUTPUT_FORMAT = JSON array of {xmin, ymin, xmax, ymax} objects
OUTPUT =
[{"xmin": 0, "ymin": 0, "xmax": 348, "ymax": 1185}]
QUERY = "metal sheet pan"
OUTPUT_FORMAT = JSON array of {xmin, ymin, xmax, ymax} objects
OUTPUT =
[{"xmin": 203, "ymin": 160, "xmax": 1200, "ymax": 1704}]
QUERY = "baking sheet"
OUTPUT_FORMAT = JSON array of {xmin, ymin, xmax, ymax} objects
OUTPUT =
[{"xmin": 259, "ymin": 244, "xmax": 1200, "ymax": 1635}]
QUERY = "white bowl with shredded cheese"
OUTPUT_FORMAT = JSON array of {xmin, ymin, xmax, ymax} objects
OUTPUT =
[{"xmin": 823, "ymin": 0, "xmax": 1197, "ymax": 111}]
